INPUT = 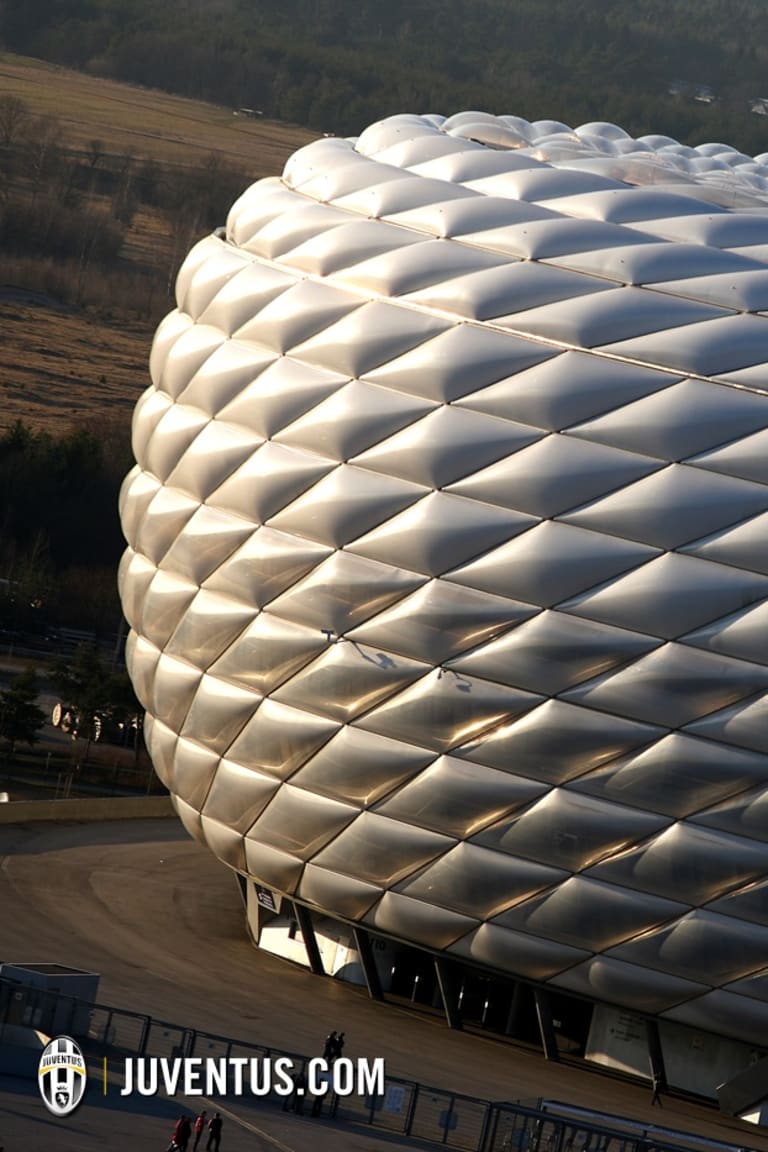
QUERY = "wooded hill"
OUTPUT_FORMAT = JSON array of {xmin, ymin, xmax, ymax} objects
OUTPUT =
[{"xmin": 3, "ymin": 0, "xmax": 768, "ymax": 150}]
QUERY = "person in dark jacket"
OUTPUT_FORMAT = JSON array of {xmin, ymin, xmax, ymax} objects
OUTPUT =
[{"xmin": 206, "ymin": 1111, "xmax": 223, "ymax": 1152}]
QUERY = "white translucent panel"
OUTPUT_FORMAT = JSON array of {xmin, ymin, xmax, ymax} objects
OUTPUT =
[
  {"xmin": 291, "ymin": 727, "xmax": 433, "ymax": 806},
  {"xmin": 365, "ymin": 891, "xmax": 478, "ymax": 950},
  {"xmin": 131, "ymin": 389, "xmax": 174, "ymax": 469},
  {"xmin": 242, "ymin": 201, "xmax": 352, "ymax": 260},
  {"xmin": 164, "ymin": 421, "xmax": 263, "ymax": 503},
  {"xmin": 450, "ymin": 922, "xmax": 588, "ymax": 981},
  {"xmin": 311, "ymin": 811, "xmax": 454, "ymax": 886},
  {"xmin": 227, "ymin": 698, "xmax": 340, "ymax": 780},
  {"xmin": 124, "ymin": 631, "xmax": 161, "ymax": 714},
  {"xmin": 655, "ymin": 270, "xmax": 768, "ymax": 313},
  {"xmin": 551, "ymin": 241, "xmax": 761, "ymax": 285},
  {"xmin": 569, "ymin": 378, "xmax": 768, "ymax": 460},
  {"xmin": 600, "ymin": 314, "xmax": 768, "ymax": 377},
  {"xmin": 144, "ymin": 404, "xmax": 209, "ymax": 483},
  {"xmin": 450, "ymin": 434, "xmax": 660, "ymax": 517},
  {"xmin": 171, "ymin": 737, "xmax": 220, "ymax": 809},
  {"xmin": 197, "ymin": 261, "xmax": 295, "ymax": 336},
  {"xmin": 348, "ymin": 492, "xmax": 536, "ymax": 578},
  {"xmin": 180, "ymin": 674, "xmax": 260, "ymax": 755},
  {"xmin": 355, "ymin": 670, "xmax": 542, "ymax": 754},
  {"xmin": 608, "ymin": 910, "xmax": 768, "ymax": 984},
  {"xmin": 447, "ymin": 521, "xmax": 658, "ymax": 607},
  {"xmin": 208, "ymin": 612, "xmax": 325, "ymax": 694},
  {"xmin": 156, "ymin": 323, "xmax": 227, "ymax": 400},
  {"xmin": 563, "ymin": 553, "xmax": 768, "ymax": 640},
  {"xmin": 158, "ymin": 505, "xmax": 254, "ymax": 586},
  {"xmin": 474, "ymin": 789, "xmax": 667, "ymax": 872},
  {"xmin": 282, "ymin": 218, "xmax": 424, "ymax": 277},
  {"xmin": 409, "ymin": 150, "xmax": 543, "ymax": 186},
  {"xmin": 337, "ymin": 240, "xmax": 506, "ymax": 298},
  {"xmin": 202, "ymin": 759, "xmax": 280, "ymax": 832},
  {"xmin": 662, "ymin": 991, "xmax": 768, "ymax": 1049},
  {"xmin": 336, "ymin": 175, "xmax": 473, "ymax": 219},
  {"xmin": 404, "ymin": 261, "xmax": 612, "ymax": 323},
  {"xmin": 274, "ymin": 380, "xmax": 436, "ymax": 463},
  {"xmin": 207, "ymin": 441, "xmax": 334, "ymax": 524},
  {"xmin": 459, "ymin": 698, "xmax": 662, "ymax": 784},
  {"xmin": 243, "ymin": 838, "xmax": 304, "ymax": 894},
  {"xmin": 509, "ymin": 288, "xmax": 726, "ymax": 349},
  {"xmin": 499, "ymin": 877, "xmax": 684, "ymax": 951},
  {"xmin": 143, "ymin": 715, "xmax": 176, "ymax": 790},
  {"xmin": 365, "ymin": 325, "xmax": 553, "ymax": 404},
  {"xmin": 226, "ymin": 178, "xmax": 305, "ymax": 246},
  {"xmin": 133, "ymin": 486, "xmax": 201, "ymax": 566},
  {"xmin": 292, "ymin": 299, "xmax": 452, "ymax": 380},
  {"xmin": 684, "ymin": 600, "xmax": 768, "ymax": 664},
  {"xmin": 570, "ymin": 733, "xmax": 768, "ymax": 819},
  {"xmin": 385, "ymin": 195, "xmax": 555, "ymax": 240},
  {"xmin": 398, "ymin": 841, "xmax": 563, "ymax": 917},
  {"xmin": 706, "ymin": 878, "xmax": 768, "ymax": 927},
  {"xmin": 565, "ymin": 642, "xmax": 768, "ymax": 727},
  {"xmin": 175, "ymin": 340, "xmax": 277, "ymax": 417},
  {"xmin": 203, "ymin": 526, "xmax": 331, "ymax": 608},
  {"xmin": 139, "ymin": 569, "xmax": 199, "ymax": 649},
  {"xmin": 164, "ymin": 591, "xmax": 256, "ymax": 669},
  {"xmin": 455, "ymin": 350, "xmax": 673, "ymax": 431},
  {"xmin": 689, "ymin": 427, "xmax": 768, "ymax": 486},
  {"xmin": 247, "ymin": 784, "xmax": 358, "ymax": 859},
  {"xmin": 269, "ymin": 466, "xmax": 428, "ymax": 549},
  {"xmin": 451, "ymin": 611, "xmax": 659, "ymax": 695},
  {"xmin": 236, "ymin": 280, "xmax": 364, "ymax": 356},
  {"xmin": 563, "ymin": 464, "xmax": 768, "ymax": 549},
  {"xmin": 686, "ymin": 695, "xmax": 768, "ymax": 755},
  {"xmin": 218, "ymin": 356, "xmax": 349, "ymax": 439},
  {"xmin": 151, "ymin": 654, "xmax": 203, "ymax": 731},
  {"xmin": 299, "ymin": 864, "xmax": 382, "ymax": 920},
  {"xmin": 266, "ymin": 550, "xmax": 425, "ymax": 634},
  {"xmin": 587, "ymin": 823, "xmax": 768, "ymax": 904},
  {"xmin": 119, "ymin": 466, "xmax": 161, "ymax": 545},
  {"xmin": 349, "ymin": 580, "xmax": 537, "ymax": 663},
  {"xmin": 118, "ymin": 551, "xmax": 157, "ymax": 632},
  {"xmin": 376, "ymin": 757, "xmax": 546, "ymax": 838},
  {"xmin": 200, "ymin": 817, "xmax": 246, "ymax": 872},
  {"xmin": 176, "ymin": 238, "xmax": 251, "ymax": 319},
  {"xmin": 638, "ymin": 212, "xmax": 768, "ymax": 248},
  {"xmin": 299, "ymin": 155, "xmax": 406, "ymax": 203},
  {"xmin": 149, "ymin": 309, "xmax": 194, "ymax": 387},
  {"xmin": 545, "ymin": 187, "xmax": 715, "ymax": 224},
  {"xmin": 683, "ymin": 511, "xmax": 768, "ymax": 575},
  {"xmin": 173, "ymin": 795, "xmax": 204, "ymax": 845},
  {"xmin": 354, "ymin": 405, "xmax": 539, "ymax": 489},
  {"xmin": 467, "ymin": 165, "xmax": 621, "ymax": 203},
  {"xmin": 271, "ymin": 638, "xmax": 429, "ymax": 724},
  {"xmin": 692, "ymin": 786, "xmax": 768, "ymax": 842},
  {"xmin": 553, "ymin": 956, "xmax": 706, "ymax": 1014},
  {"xmin": 459, "ymin": 216, "xmax": 643, "ymax": 261}
]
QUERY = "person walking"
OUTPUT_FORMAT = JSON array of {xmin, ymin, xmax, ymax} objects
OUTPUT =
[
  {"xmin": 332, "ymin": 1031, "xmax": 345, "ymax": 1061},
  {"xmin": 651, "ymin": 1072, "xmax": 664, "ymax": 1107},
  {"xmin": 206, "ymin": 1111, "xmax": 223, "ymax": 1152},
  {"xmin": 322, "ymin": 1030, "xmax": 337, "ymax": 1059},
  {"xmin": 192, "ymin": 1110, "xmax": 208, "ymax": 1151},
  {"xmin": 169, "ymin": 1115, "xmax": 191, "ymax": 1151}
]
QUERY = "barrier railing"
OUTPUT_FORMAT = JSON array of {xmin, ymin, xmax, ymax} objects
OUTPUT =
[{"xmin": 0, "ymin": 977, "xmax": 755, "ymax": 1152}]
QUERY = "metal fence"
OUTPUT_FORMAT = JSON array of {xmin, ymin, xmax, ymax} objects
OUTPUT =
[{"xmin": 0, "ymin": 977, "xmax": 754, "ymax": 1152}]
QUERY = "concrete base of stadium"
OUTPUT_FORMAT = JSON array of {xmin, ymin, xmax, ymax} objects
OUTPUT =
[{"xmin": 1, "ymin": 816, "xmax": 767, "ymax": 1152}]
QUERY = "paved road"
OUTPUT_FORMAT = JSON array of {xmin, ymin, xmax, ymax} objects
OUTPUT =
[{"xmin": 1, "ymin": 819, "xmax": 766, "ymax": 1152}]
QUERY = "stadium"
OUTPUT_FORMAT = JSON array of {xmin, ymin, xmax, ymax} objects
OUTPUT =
[{"xmin": 119, "ymin": 112, "xmax": 768, "ymax": 1105}]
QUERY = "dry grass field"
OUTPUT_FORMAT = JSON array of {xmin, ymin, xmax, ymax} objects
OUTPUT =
[{"xmin": 0, "ymin": 54, "xmax": 318, "ymax": 434}]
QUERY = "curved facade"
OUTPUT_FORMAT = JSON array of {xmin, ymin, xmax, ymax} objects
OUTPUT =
[{"xmin": 120, "ymin": 114, "xmax": 768, "ymax": 1051}]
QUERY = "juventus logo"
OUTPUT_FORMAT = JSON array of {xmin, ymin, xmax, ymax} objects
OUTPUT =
[{"xmin": 38, "ymin": 1036, "xmax": 88, "ymax": 1117}]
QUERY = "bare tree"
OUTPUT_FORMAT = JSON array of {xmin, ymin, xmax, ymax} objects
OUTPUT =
[
  {"xmin": 0, "ymin": 95, "xmax": 28, "ymax": 147},
  {"xmin": 86, "ymin": 138, "xmax": 105, "ymax": 168}
]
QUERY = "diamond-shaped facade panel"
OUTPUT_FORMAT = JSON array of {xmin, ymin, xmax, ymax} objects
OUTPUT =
[{"xmin": 120, "ymin": 112, "xmax": 768, "ymax": 1050}]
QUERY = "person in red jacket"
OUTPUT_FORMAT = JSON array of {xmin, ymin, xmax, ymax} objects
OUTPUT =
[{"xmin": 192, "ymin": 1110, "xmax": 208, "ymax": 1151}]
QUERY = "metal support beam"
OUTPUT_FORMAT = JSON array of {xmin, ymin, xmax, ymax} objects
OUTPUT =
[
  {"xmin": 646, "ymin": 1019, "xmax": 667, "ymax": 1090},
  {"xmin": 292, "ymin": 901, "xmax": 325, "ymax": 977},
  {"xmin": 352, "ymin": 927, "xmax": 385, "ymax": 1001},
  {"xmin": 433, "ymin": 957, "xmax": 463, "ymax": 1030},
  {"xmin": 534, "ymin": 988, "xmax": 560, "ymax": 1062}
]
